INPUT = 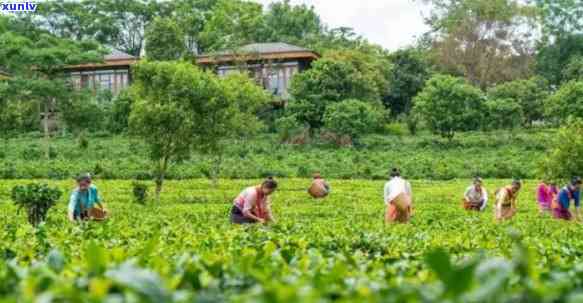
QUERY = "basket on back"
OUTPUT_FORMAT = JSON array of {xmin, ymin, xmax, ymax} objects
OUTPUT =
[
  {"xmin": 308, "ymin": 183, "xmax": 328, "ymax": 198},
  {"xmin": 391, "ymin": 193, "xmax": 411, "ymax": 212}
]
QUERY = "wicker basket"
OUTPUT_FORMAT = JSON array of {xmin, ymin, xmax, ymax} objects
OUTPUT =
[
  {"xmin": 88, "ymin": 208, "xmax": 108, "ymax": 221},
  {"xmin": 391, "ymin": 193, "xmax": 411, "ymax": 212},
  {"xmin": 308, "ymin": 183, "xmax": 328, "ymax": 198}
]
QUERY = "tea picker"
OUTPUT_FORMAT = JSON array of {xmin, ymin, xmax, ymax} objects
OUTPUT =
[
  {"xmin": 384, "ymin": 168, "xmax": 413, "ymax": 223},
  {"xmin": 68, "ymin": 173, "xmax": 108, "ymax": 222},
  {"xmin": 230, "ymin": 177, "xmax": 278, "ymax": 225},
  {"xmin": 462, "ymin": 177, "xmax": 488, "ymax": 211},
  {"xmin": 552, "ymin": 177, "xmax": 582, "ymax": 221},
  {"xmin": 494, "ymin": 179, "xmax": 522, "ymax": 221},
  {"xmin": 308, "ymin": 172, "xmax": 331, "ymax": 199}
]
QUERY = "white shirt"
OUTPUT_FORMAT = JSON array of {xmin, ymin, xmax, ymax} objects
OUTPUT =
[
  {"xmin": 384, "ymin": 177, "xmax": 412, "ymax": 204},
  {"xmin": 464, "ymin": 185, "xmax": 488, "ymax": 211}
]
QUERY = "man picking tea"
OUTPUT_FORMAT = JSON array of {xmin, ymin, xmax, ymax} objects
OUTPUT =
[{"xmin": 68, "ymin": 173, "xmax": 107, "ymax": 222}]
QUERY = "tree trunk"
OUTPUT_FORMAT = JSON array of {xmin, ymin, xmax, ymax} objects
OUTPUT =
[
  {"xmin": 212, "ymin": 153, "xmax": 223, "ymax": 187},
  {"xmin": 154, "ymin": 156, "xmax": 168, "ymax": 203},
  {"xmin": 43, "ymin": 100, "xmax": 51, "ymax": 160}
]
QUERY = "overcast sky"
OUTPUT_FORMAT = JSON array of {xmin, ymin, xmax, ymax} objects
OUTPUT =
[{"xmin": 253, "ymin": 0, "xmax": 431, "ymax": 50}]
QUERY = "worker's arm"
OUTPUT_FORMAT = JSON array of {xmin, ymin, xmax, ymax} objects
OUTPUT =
[
  {"xmin": 241, "ymin": 195, "xmax": 265, "ymax": 223},
  {"xmin": 94, "ymin": 187, "xmax": 104, "ymax": 210},
  {"xmin": 463, "ymin": 187, "xmax": 471, "ymax": 202},
  {"xmin": 68, "ymin": 192, "xmax": 78, "ymax": 222},
  {"xmin": 480, "ymin": 189, "xmax": 488, "ymax": 211},
  {"xmin": 265, "ymin": 198, "xmax": 276, "ymax": 224}
]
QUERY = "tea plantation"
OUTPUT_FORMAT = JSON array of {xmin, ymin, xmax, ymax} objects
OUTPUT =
[
  {"xmin": 1, "ymin": 179, "xmax": 583, "ymax": 302},
  {"xmin": 0, "ymin": 129, "xmax": 551, "ymax": 180}
]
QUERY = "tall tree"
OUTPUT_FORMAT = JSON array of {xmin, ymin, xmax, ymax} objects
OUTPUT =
[
  {"xmin": 198, "ymin": 0, "xmax": 264, "ymax": 51},
  {"xmin": 30, "ymin": 0, "xmax": 174, "ymax": 56},
  {"xmin": 173, "ymin": 0, "xmax": 219, "ymax": 55},
  {"xmin": 533, "ymin": 0, "xmax": 583, "ymax": 41},
  {"xmin": 385, "ymin": 48, "xmax": 432, "ymax": 115},
  {"xmin": 129, "ymin": 61, "xmax": 267, "ymax": 200},
  {"xmin": 424, "ymin": 0, "xmax": 538, "ymax": 89},
  {"xmin": 144, "ymin": 17, "xmax": 186, "ymax": 61},
  {"xmin": 0, "ymin": 15, "xmax": 103, "ymax": 158},
  {"xmin": 262, "ymin": 0, "xmax": 323, "ymax": 45},
  {"xmin": 536, "ymin": 34, "xmax": 583, "ymax": 86}
]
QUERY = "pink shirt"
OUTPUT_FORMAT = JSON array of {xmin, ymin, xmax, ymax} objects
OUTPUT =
[
  {"xmin": 537, "ymin": 183, "xmax": 557, "ymax": 207},
  {"xmin": 234, "ymin": 186, "xmax": 269, "ymax": 218}
]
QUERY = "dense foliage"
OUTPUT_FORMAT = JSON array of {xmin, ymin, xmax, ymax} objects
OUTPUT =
[
  {"xmin": 144, "ymin": 17, "xmax": 187, "ymax": 61},
  {"xmin": 544, "ymin": 81, "xmax": 583, "ymax": 124},
  {"xmin": 323, "ymin": 99, "xmax": 382, "ymax": 145},
  {"xmin": 1, "ymin": 179, "xmax": 583, "ymax": 301},
  {"xmin": 10, "ymin": 183, "xmax": 62, "ymax": 226},
  {"xmin": 129, "ymin": 61, "xmax": 268, "ymax": 199},
  {"xmin": 0, "ymin": 130, "xmax": 551, "ymax": 180},
  {"xmin": 413, "ymin": 75, "xmax": 484, "ymax": 139},
  {"xmin": 541, "ymin": 118, "xmax": 583, "ymax": 181}
]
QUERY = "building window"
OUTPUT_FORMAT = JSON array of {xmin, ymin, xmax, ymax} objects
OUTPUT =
[
  {"xmin": 99, "ymin": 74, "xmax": 112, "ymax": 91},
  {"xmin": 81, "ymin": 74, "xmax": 91, "ymax": 89},
  {"xmin": 263, "ymin": 71, "xmax": 284, "ymax": 97}
]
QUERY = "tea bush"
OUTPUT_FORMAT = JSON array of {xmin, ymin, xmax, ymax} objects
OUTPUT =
[
  {"xmin": 0, "ymin": 130, "xmax": 552, "ymax": 181},
  {"xmin": 0, "ymin": 179, "xmax": 582, "ymax": 301}
]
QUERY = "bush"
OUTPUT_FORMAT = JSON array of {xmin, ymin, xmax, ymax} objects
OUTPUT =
[
  {"xmin": 108, "ymin": 90, "xmax": 133, "ymax": 134},
  {"xmin": 483, "ymin": 98, "xmax": 524, "ymax": 130},
  {"xmin": 563, "ymin": 56, "xmax": 583, "ymax": 82},
  {"xmin": 11, "ymin": 183, "xmax": 62, "ymax": 226},
  {"xmin": 541, "ymin": 118, "xmax": 583, "ymax": 181},
  {"xmin": 414, "ymin": 75, "xmax": 484, "ymax": 140},
  {"xmin": 289, "ymin": 53, "xmax": 383, "ymax": 129},
  {"xmin": 545, "ymin": 81, "xmax": 583, "ymax": 124},
  {"xmin": 323, "ymin": 99, "xmax": 383, "ymax": 145},
  {"xmin": 59, "ymin": 93, "xmax": 108, "ymax": 133},
  {"xmin": 384, "ymin": 123, "xmax": 407, "ymax": 137},
  {"xmin": 132, "ymin": 181, "xmax": 149, "ymax": 204},
  {"xmin": 276, "ymin": 114, "xmax": 309, "ymax": 144},
  {"xmin": 487, "ymin": 77, "xmax": 548, "ymax": 126}
]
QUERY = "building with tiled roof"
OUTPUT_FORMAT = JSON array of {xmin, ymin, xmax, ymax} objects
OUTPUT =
[
  {"xmin": 197, "ymin": 43, "xmax": 320, "ymax": 99},
  {"xmin": 64, "ymin": 48, "xmax": 138, "ymax": 95}
]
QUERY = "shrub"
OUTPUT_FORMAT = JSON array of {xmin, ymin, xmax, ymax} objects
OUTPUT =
[
  {"xmin": 132, "ymin": 182, "xmax": 149, "ymax": 205},
  {"xmin": 487, "ymin": 77, "xmax": 549, "ymax": 126},
  {"xmin": 414, "ymin": 75, "xmax": 485, "ymax": 140},
  {"xmin": 323, "ymin": 99, "xmax": 383, "ymax": 145},
  {"xmin": 289, "ymin": 53, "xmax": 383, "ymax": 129},
  {"xmin": 541, "ymin": 118, "xmax": 583, "ymax": 181},
  {"xmin": 545, "ymin": 81, "xmax": 583, "ymax": 124},
  {"xmin": 107, "ymin": 90, "xmax": 133, "ymax": 134},
  {"xmin": 563, "ymin": 56, "xmax": 583, "ymax": 82},
  {"xmin": 275, "ymin": 115, "xmax": 304, "ymax": 143},
  {"xmin": 384, "ymin": 123, "xmax": 407, "ymax": 137},
  {"xmin": 11, "ymin": 183, "xmax": 62, "ymax": 226},
  {"xmin": 78, "ymin": 131, "xmax": 89, "ymax": 150},
  {"xmin": 483, "ymin": 98, "xmax": 524, "ymax": 130}
]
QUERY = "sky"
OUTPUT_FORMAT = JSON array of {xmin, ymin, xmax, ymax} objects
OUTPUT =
[{"xmin": 253, "ymin": 0, "xmax": 431, "ymax": 51}]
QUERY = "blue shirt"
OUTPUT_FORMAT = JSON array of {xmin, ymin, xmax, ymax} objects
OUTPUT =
[
  {"xmin": 68, "ymin": 185, "xmax": 101, "ymax": 216},
  {"xmin": 558, "ymin": 186, "xmax": 581, "ymax": 209}
]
